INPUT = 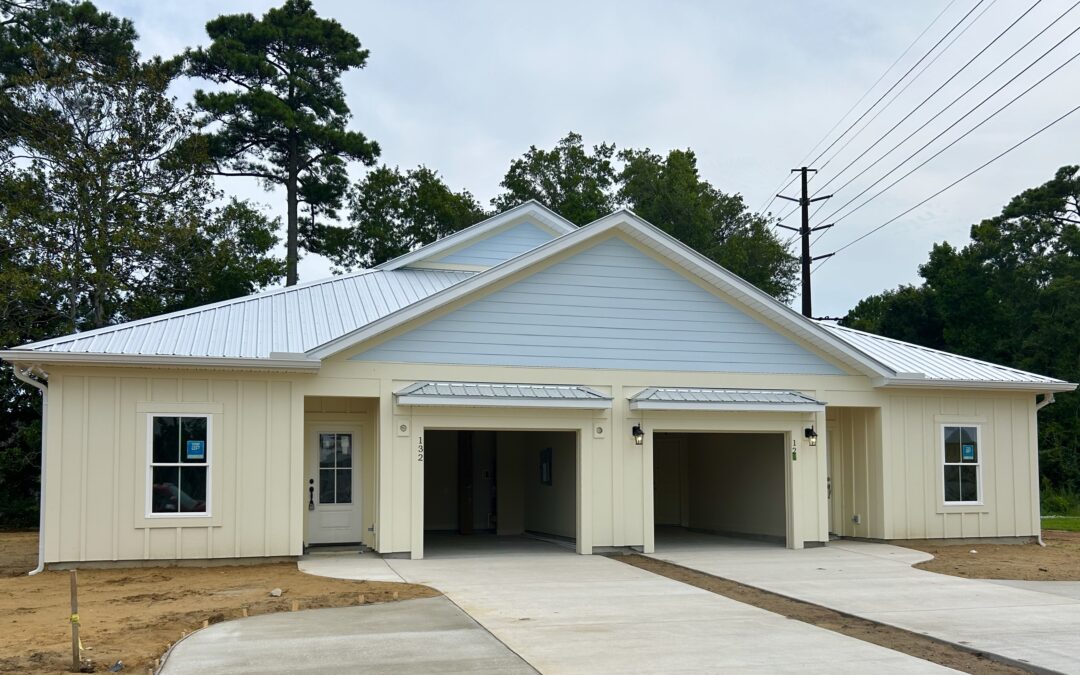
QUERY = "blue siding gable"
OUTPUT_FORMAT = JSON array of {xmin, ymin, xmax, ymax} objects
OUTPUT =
[
  {"xmin": 434, "ymin": 221, "xmax": 555, "ymax": 267},
  {"xmin": 356, "ymin": 237, "xmax": 845, "ymax": 374}
]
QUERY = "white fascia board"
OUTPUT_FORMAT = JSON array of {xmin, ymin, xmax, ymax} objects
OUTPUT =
[
  {"xmin": 0, "ymin": 350, "xmax": 321, "ymax": 372},
  {"xmin": 629, "ymin": 400, "xmax": 826, "ymax": 413},
  {"xmin": 377, "ymin": 201, "xmax": 576, "ymax": 271},
  {"xmin": 395, "ymin": 395, "xmax": 612, "ymax": 409},
  {"xmin": 876, "ymin": 377, "xmax": 1077, "ymax": 393}
]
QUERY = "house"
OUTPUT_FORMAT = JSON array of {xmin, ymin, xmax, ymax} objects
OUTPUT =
[{"xmin": 4, "ymin": 202, "xmax": 1075, "ymax": 569}]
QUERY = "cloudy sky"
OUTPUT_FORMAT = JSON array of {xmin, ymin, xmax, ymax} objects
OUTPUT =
[{"xmin": 102, "ymin": 0, "xmax": 1080, "ymax": 317}]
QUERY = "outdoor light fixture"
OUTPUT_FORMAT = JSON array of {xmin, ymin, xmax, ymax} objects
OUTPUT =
[
  {"xmin": 632, "ymin": 424, "xmax": 645, "ymax": 445},
  {"xmin": 804, "ymin": 427, "xmax": 818, "ymax": 447}
]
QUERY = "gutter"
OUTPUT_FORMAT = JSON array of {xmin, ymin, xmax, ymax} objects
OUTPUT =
[
  {"xmin": 11, "ymin": 365, "xmax": 48, "ymax": 575},
  {"xmin": 0, "ymin": 350, "xmax": 321, "ymax": 372},
  {"xmin": 1034, "ymin": 393, "xmax": 1058, "ymax": 547}
]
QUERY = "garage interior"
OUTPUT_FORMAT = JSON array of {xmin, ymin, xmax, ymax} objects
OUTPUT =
[
  {"xmin": 653, "ymin": 432, "xmax": 786, "ymax": 546},
  {"xmin": 423, "ymin": 430, "xmax": 577, "ymax": 548}
]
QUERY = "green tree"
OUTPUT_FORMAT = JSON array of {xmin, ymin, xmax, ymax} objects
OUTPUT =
[
  {"xmin": 130, "ymin": 198, "xmax": 286, "ymax": 317},
  {"xmin": 619, "ymin": 148, "xmax": 798, "ymax": 301},
  {"xmin": 186, "ymin": 0, "xmax": 380, "ymax": 286},
  {"xmin": 0, "ymin": 0, "xmax": 286, "ymax": 528},
  {"xmin": 311, "ymin": 165, "xmax": 485, "ymax": 269},
  {"xmin": 492, "ymin": 134, "xmax": 798, "ymax": 300},
  {"xmin": 843, "ymin": 165, "xmax": 1080, "ymax": 504},
  {"xmin": 492, "ymin": 132, "xmax": 616, "ymax": 226}
]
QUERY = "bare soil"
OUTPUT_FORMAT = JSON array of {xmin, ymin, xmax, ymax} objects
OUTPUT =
[
  {"xmin": 909, "ymin": 530, "xmax": 1080, "ymax": 581},
  {"xmin": 614, "ymin": 553, "xmax": 1032, "ymax": 674},
  {"xmin": 0, "ymin": 532, "xmax": 438, "ymax": 674}
]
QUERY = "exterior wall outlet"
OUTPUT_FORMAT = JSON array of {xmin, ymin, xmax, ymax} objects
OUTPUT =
[{"xmin": 851, "ymin": 514, "xmax": 861, "ymax": 524}]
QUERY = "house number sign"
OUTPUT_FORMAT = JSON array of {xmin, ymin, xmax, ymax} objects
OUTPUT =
[{"xmin": 417, "ymin": 436, "xmax": 424, "ymax": 463}]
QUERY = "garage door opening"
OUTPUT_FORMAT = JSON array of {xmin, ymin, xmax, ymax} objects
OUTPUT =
[
  {"xmin": 653, "ymin": 432, "xmax": 786, "ymax": 548},
  {"xmin": 424, "ymin": 430, "xmax": 577, "ymax": 553}
]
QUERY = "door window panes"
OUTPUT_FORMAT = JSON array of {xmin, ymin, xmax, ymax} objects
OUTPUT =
[{"xmin": 318, "ymin": 433, "xmax": 353, "ymax": 504}]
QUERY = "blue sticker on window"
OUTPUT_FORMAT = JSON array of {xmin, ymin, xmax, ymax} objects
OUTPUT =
[
  {"xmin": 961, "ymin": 444, "xmax": 975, "ymax": 461},
  {"xmin": 186, "ymin": 440, "xmax": 206, "ymax": 460}
]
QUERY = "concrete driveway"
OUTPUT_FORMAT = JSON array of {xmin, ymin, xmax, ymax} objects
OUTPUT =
[
  {"xmin": 304, "ymin": 535, "xmax": 953, "ymax": 674},
  {"xmin": 159, "ymin": 596, "xmax": 534, "ymax": 674},
  {"xmin": 648, "ymin": 530, "xmax": 1080, "ymax": 673}
]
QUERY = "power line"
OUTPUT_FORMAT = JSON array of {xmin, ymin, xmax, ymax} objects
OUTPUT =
[
  {"xmin": 808, "ymin": 0, "xmax": 1041, "ymax": 202},
  {"xmin": 814, "ymin": 29, "xmax": 1080, "ymax": 233},
  {"xmin": 812, "ymin": 102, "xmax": 1080, "ymax": 273},
  {"xmin": 798, "ymin": 0, "xmax": 989, "ymax": 174},
  {"xmin": 812, "ymin": 0, "xmax": 1003, "ymax": 180},
  {"xmin": 760, "ymin": 0, "xmax": 960, "ymax": 220},
  {"xmin": 809, "ymin": 0, "xmax": 1080, "ymax": 243}
]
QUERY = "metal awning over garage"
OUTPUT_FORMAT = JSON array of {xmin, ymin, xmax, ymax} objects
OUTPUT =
[
  {"xmin": 396, "ymin": 381, "xmax": 612, "ymax": 409},
  {"xmin": 629, "ymin": 387, "xmax": 825, "ymax": 412}
]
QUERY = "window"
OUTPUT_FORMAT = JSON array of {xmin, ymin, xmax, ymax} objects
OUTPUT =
[
  {"xmin": 149, "ymin": 415, "xmax": 210, "ymax": 516},
  {"xmin": 943, "ymin": 425, "xmax": 980, "ymax": 504},
  {"xmin": 319, "ymin": 433, "xmax": 353, "ymax": 504}
]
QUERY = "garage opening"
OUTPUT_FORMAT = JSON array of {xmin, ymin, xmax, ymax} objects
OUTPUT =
[
  {"xmin": 423, "ymin": 430, "xmax": 577, "ymax": 551},
  {"xmin": 653, "ymin": 432, "xmax": 786, "ymax": 547}
]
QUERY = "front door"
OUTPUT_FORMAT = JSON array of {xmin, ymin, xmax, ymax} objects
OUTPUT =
[{"xmin": 306, "ymin": 428, "xmax": 363, "ymax": 545}]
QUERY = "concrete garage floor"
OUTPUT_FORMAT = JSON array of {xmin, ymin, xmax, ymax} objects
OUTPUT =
[
  {"xmin": 159, "ymin": 596, "xmax": 535, "ymax": 674},
  {"xmin": 372, "ymin": 535, "xmax": 951, "ymax": 674},
  {"xmin": 648, "ymin": 530, "xmax": 1080, "ymax": 674}
]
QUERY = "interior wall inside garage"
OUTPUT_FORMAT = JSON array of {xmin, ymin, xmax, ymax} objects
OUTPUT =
[
  {"xmin": 424, "ymin": 429, "xmax": 577, "ymax": 541},
  {"xmin": 654, "ymin": 432, "xmax": 786, "ymax": 541}
]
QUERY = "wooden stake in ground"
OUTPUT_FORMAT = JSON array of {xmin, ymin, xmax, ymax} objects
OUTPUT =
[{"xmin": 69, "ymin": 570, "xmax": 80, "ymax": 672}]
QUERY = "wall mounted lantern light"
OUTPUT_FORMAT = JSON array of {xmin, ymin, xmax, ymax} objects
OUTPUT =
[
  {"xmin": 804, "ymin": 427, "xmax": 818, "ymax": 447},
  {"xmin": 632, "ymin": 424, "xmax": 645, "ymax": 445}
]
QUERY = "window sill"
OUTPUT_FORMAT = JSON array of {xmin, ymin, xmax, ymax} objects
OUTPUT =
[
  {"xmin": 936, "ymin": 503, "xmax": 990, "ymax": 515},
  {"xmin": 136, "ymin": 514, "xmax": 219, "ymax": 528}
]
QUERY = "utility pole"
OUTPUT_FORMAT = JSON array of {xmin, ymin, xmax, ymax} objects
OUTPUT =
[{"xmin": 777, "ymin": 167, "xmax": 834, "ymax": 318}]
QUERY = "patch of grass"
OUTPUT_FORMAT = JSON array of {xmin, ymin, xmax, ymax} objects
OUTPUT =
[{"xmin": 1042, "ymin": 516, "xmax": 1080, "ymax": 532}]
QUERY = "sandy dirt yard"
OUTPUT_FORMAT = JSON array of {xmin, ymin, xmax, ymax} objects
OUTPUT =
[
  {"xmin": 0, "ymin": 532, "xmax": 438, "ymax": 674},
  {"xmin": 910, "ymin": 529, "xmax": 1080, "ymax": 581}
]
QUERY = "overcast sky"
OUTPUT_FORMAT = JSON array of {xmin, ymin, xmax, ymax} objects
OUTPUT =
[{"xmin": 101, "ymin": 0, "xmax": 1080, "ymax": 317}]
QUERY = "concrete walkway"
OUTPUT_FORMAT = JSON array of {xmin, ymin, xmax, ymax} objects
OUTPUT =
[
  {"xmin": 302, "ymin": 535, "xmax": 953, "ymax": 674},
  {"xmin": 159, "ymin": 596, "xmax": 534, "ymax": 674},
  {"xmin": 647, "ymin": 530, "xmax": 1080, "ymax": 674}
]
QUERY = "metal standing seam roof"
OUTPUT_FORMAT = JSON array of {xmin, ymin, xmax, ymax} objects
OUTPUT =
[
  {"xmin": 818, "ymin": 323, "xmax": 1072, "ymax": 387},
  {"xmin": 629, "ymin": 387, "xmax": 826, "ymax": 411},
  {"xmin": 395, "ymin": 381, "xmax": 612, "ymax": 408},
  {"xmin": 12, "ymin": 268, "xmax": 474, "ymax": 359}
]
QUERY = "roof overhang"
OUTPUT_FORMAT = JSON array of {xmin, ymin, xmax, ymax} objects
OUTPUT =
[
  {"xmin": 876, "ymin": 376, "xmax": 1077, "ymax": 393},
  {"xmin": 0, "ymin": 350, "xmax": 322, "ymax": 372},
  {"xmin": 629, "ymin": 387, "xmax": 826, "ymax": 413},
  {"xmin": 396, "ymin": 381, "xmax": 612, "ymax": 409}
]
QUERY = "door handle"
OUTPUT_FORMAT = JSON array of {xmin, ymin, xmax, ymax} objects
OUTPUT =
[{"xmin": 308, "ymin": 479, "xmax": 315, "ymax": 511}]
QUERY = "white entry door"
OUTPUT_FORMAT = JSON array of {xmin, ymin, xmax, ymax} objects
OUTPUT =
[{"xmin": 306, "ymin": 428, "xmax": 363, "ymax": 545}]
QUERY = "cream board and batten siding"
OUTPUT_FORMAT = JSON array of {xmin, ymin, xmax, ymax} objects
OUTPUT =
[
  {"xmin": 42, "ymin": 367, "xmax": 302, "ymax": 563},
  {"xmin": 882, "ymin": 390, "xmax": 1040, "ymax": 540},
  {"xmin": 827, "ymin": 391, "xmax": 1041, "ymax": 540}
]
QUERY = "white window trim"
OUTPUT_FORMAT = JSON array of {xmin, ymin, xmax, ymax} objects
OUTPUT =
[
  {"xmin": 940, "ymin": 422, "xmax": 983, "ymax": 507},
  {"xmin": 145, "ymin": 413, "xmax": 213, "ymax": 519}
]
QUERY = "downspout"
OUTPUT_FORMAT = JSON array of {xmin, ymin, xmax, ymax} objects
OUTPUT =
[
  {"xmin": 1034, "ymin": 393, "xmax": 1057, "ymax": 547},
  {"xmin": 12, "ymin": 365, "xmax": 48, "ymax": 575}
]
